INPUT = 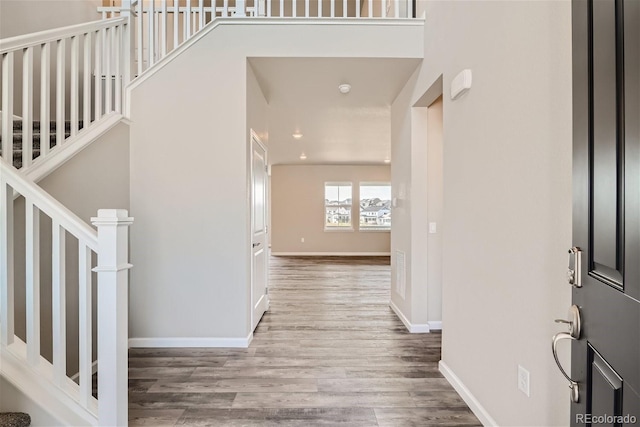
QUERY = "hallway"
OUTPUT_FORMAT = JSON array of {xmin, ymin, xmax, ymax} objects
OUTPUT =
[{"xmin": 128, "ymin": 257, "xmax": 480, "ymax": 426}]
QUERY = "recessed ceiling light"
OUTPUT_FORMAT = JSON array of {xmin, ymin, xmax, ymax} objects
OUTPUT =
[
  {"xmin": 292, "ymin": 132, "xmax": 303, "ymax": 139},
  {"xmin": 384, "ymin": 158, "xmax": 391, "ymax": 164},
  {"xmin": 299, "ymin": 152, "xmax": 307, "ymax": 160},
  {"xmin": 338, "ymin": 83, "xmax": 351, "ymax": 94}
]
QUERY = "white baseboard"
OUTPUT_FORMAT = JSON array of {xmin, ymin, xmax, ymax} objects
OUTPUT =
[
  {"xmin": 428, "ymin": 320, "xmax": 443, "ymax": 330},
  {"xmin": 271, "ymin": 252, "xmax": 391, "ymax": 256},
  {"xmin": 389, "ymin": 300, "xmax": 430, "ymax": 333},
  {"xmin": 129, "ymin": 333, "xmax": 253, "ymax": 348},
  {"xmin": 439, "ymin": 361, "xmax": 498, "ymax": 426}
]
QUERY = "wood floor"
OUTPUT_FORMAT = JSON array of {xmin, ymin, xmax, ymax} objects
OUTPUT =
[{"xmin": 128, "ymin": 256, "xmax": 480, "ymax": 426}]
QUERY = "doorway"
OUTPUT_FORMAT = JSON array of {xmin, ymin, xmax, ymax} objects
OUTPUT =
[{"xmin": 426, "ymin": 95, "xmax": 443, "ymax": 330}]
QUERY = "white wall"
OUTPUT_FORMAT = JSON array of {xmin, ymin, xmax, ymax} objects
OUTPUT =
[
  {"xmin": 391, "ymin": 1, "xmax": 573, "ymax": 425},
  {"xmin": 271, "ymin": 164, "xmax": 391, "ymax": 254},
  {"xmin": 128, "ymin": 21, "xmax": 422, "ymax": 344},
  {"xmin": 0, "ymin": 0, "xmax": 101, "ymax": 38}
]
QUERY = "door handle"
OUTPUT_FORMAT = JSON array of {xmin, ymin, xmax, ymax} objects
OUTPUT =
[
  {"xmin": 552, "ymin": 332, "xmax": 580, "ymax": 403},
  {"xmin": 252, "ymin": 242, "xmax": 261, "ymax": 248},
  {"xmin": 551, "ymin": 304, "xmax": 582, "ymax": 403}
]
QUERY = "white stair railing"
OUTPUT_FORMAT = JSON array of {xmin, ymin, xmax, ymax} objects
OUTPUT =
[
  {"xmin": 99, "ymin": 0, "xmax": 415, "ymax": 77},
  {"xmin": 0, "ymin": 16, "xmax": 131, "ymax": 172},
  {"xmin": 0, "ymin": 158, "xmax": 133, "ymax": 426}
]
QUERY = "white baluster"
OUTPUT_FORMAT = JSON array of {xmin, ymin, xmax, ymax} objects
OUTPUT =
[
  {"xmin": 267, "ymin": 0, "xmax": 271, "ymax": 17},
  {"xmin": 317, "ymin": 0, "xmax": 321, "ymax": 17},
  {"xmin": 56, "ymin": 39, "xmax": 66, "ymax": 146},
  {"xmin": 381, "ymin": 0, "xmax": 387, "ymax": 17},
  {"xmin": 94, "ymin": 31, "xmax": 103, "ymax": 120},
  {"xmin": 114, "ymin": 26, "xmax": 122, "ymax": 113},
  {"xmin": 161, "ymin": 0, "xmax": 168, "ymax": 57},
  {"xmin": 52, "ymin": 221, "xmax": 66, "ymax": 386},
  {"xmin": 105, "ymin": 28, "xmax": 113, "ymax": 113},
  {"xmin": 186, "ymin": 0, "xmax": 191, "ymax": 37},
  {"xmin": 92, "ymin": 209, "xmax": 133, "ymax": 427},
  {"xmin": 343, "ymin": 0, "xmax": 346, "ymax": 17},
  {"xmin": 368, "ymin": 0, "xmax": 372, "ymax": 17},
  {"xmin": 70, "ymin": 36, "xmax": 79, "ymax": 137},
  {"xmin": 0, "ymin": 177, "xmax": 15, "ymax": 346},
  {"xmin": 173, "ymin": 0, "xmax": 179, "ymax": 50},
  {"xmin": 83, "ymin": 33, "xmax": 92, "ymax": 127},
  {"xmin": 394, "ymin": 0, "xmax": 399, "ymax": 17},
  {"xmin": 22, "ymin": 47, "xmax": 34, "ymax": 168},
  {"xmin": 78, "ymin": 242, "xmax": 92, "ymax": 408},
  {"xmin": 279, "ymin": 0, "xmax": 283, "ymax": 17},
  {"xmin": 137, "ymin": 0, "xmax": 143, "ymax": 75},
  {"xmin": 148, "ymin": 0, "xmax": 155, "ymax": 66},
  {"xmin": 1, "ymin": 52, "xmax": 14, "ymax": 165},
  {"xmin": 40, "ymin": 43, "xmax": 50, "ymax": 156},
  {"xmin": 224, "ymin": 0, "xmax": 230, "ymax": 17},
  {"xmin": 291, "ymin": 0, "xmax": 295, "ymax": 17},
  {"xmin": 25, "ymin": 201, "xmax": 40, "ymax": 366},
  {"xmin": 408, "ymin": 0, "xmax": 413, "ymax": 18},
  {"xmin": 305, "ymin": 0, "xmax": 309, "ymax": 17},
  {"xmin": 356, "ymin": 0, "xmax": 360, "ymax": 17},
  {"xmin": 199, "ymin": 0, "xmax": 205, "ymax": 29}
]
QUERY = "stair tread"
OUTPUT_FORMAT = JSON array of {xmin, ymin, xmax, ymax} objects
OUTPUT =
[{"xmin": 0, "ymin": 413, "xmax": 31, "ymax": 427}]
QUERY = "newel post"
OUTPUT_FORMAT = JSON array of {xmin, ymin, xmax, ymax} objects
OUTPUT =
[{"xmin": 92, "ymin": 209, "xmax": 133, "ymax": 427}]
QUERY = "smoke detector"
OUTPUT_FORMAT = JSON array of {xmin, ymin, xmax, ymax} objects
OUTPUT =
[{"xmin": 338, "ymin": 83, "xmax": 351, "ymax": 94}]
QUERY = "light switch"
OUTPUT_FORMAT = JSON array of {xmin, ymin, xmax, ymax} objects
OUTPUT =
[{"xmin": 429, "ymin": 222, "xmax": 437, "ymax": 234}]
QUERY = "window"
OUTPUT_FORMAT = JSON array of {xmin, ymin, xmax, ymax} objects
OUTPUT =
[
  {"xmin": 359, "ymin": 183, "xmax": 391, "ymax": 230},
  {"xmin": 325, "ymin": 183, "xmax": 352, "ymax": 229}
]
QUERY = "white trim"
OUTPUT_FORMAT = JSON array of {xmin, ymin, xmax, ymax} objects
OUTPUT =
[
  {"xmin": 24, "ymin": 113, "xmax": 123, "ymax": 183},
  {"xmin": 428, "ymin": 320, "xmax": 442, "ymax": 330},
  {"xmin": 128, "ymin": 333, "xmax": 253, "ymax": 348},
  {"xmin": 439, "ymin": 361, "xmax": 498, "ymax": 427},
  {"xmin": 389, "ymin": 300, "xmax": 430, "ymax": 333},
  {"xmin": 271, "ymin": 252, "xmax": 391, "ymax": 256}
]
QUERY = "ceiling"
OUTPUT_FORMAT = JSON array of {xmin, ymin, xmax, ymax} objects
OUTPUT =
[{"xmin": 248, "ymin": 57, "xmax": 421, "ymax": 165}]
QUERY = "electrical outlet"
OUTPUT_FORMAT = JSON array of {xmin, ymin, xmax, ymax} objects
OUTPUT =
[{"xmin": 518, "ymin": 365, "xmax": 530, "ymax": 397}]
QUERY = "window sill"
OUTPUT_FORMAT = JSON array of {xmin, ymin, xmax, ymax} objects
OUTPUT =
[
  {"xmin": 324, "ymin": 227, "xmax": 355, "ymax": 232},
  {"xmin": 359, "ymin": 228, "xmax": 391, "ymax": 232}
]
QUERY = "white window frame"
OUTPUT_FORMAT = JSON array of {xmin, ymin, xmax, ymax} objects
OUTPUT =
[
  {"xmin": 324, "ymin": 182, "xmax": 353, "ymax": 231},
  {"xmin": 358, "ymin": 182, "xmax": 392, "ymax": 231}
]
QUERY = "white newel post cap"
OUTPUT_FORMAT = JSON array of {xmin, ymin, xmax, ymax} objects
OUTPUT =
[{"xmin": 91, "ymin": 209, "xmax": 134, "ymax": 226}]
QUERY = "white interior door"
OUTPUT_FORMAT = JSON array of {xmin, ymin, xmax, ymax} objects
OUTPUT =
[{"xmin": 251, "ymin": 134, "xmax": 268, "ymax": 331}]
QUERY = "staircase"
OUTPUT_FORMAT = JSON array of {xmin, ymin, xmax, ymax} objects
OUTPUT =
[
  {"xmin": 0, "ymin": 121, "xmax": 74, "ymax": 169},
  {"xmin": 0, "ymin": 413, "xmax": 31, "ymax": 427}
]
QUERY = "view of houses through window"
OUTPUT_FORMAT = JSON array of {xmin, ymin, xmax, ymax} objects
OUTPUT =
[
  {"xmin": 325, "ymin": 183, "xmax": 353, "ymax": 229},
  {"xmin": 359, "ymin": 183, "xmax": 391, "ymax": 230},
  {"xmin": 324, "ymin": 182, "xmax": 391, "ymax": 230}
]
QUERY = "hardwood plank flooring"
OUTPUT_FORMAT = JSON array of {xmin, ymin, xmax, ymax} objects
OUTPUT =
[{"xmin": 129, "ymin": 256, "xmax": 480, "ymax": 426}]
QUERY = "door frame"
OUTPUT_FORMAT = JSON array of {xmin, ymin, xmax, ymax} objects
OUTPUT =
[{"xmin": 249, "ymin": 130, "xmax": 269, "ymax": 333}]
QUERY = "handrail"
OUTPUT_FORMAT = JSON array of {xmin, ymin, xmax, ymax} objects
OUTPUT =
[
  {"xmin": 0, "ymin": 158, "xmax": 98, "ymax": 251},
  {"xmin": 0, "ymin": 18, "xmax": 126, "ymax": 54}
]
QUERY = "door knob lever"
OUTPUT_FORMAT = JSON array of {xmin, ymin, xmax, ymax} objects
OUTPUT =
[{"xmin": 554, "ymin": 305, "xmax": 581, "ymax": 338}]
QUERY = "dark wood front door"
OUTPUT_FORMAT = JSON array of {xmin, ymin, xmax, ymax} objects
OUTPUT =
[{"xmin": 571, "ymin": 0, "xmax": 639, "ymax": 424}]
